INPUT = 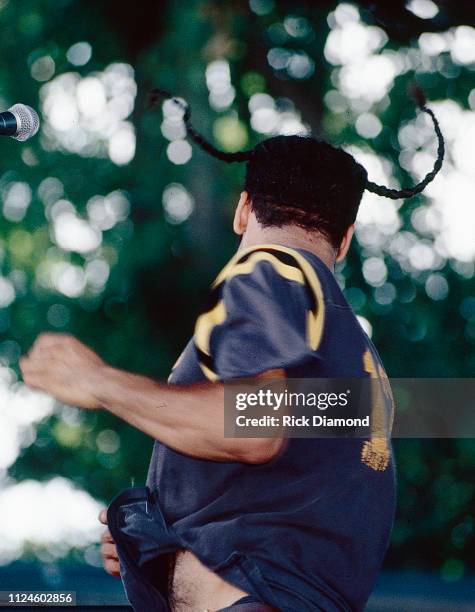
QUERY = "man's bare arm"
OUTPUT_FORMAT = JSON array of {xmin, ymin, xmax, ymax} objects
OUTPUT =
[{"xmin": 20, "ymin": 333, "xmax": 284, "ymax": 464}]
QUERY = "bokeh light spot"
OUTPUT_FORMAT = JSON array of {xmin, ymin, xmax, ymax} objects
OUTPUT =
[{"xmin": 66, "ymin": 42, "xmax": 92, "ymax": 66}]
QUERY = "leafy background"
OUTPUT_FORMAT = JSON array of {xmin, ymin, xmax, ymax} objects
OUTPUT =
[{"xmin": 0, "ymin": 0, "xmax": 474, "ymax": 588}]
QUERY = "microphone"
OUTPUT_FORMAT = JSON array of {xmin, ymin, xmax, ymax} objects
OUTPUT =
[{"xmin": 0, "ymin": 104, "xmax": 40, "ymax": 141}]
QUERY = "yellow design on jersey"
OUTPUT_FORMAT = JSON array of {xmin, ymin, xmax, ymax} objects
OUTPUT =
[
  {"xmin": 215, "ymin": 250, "xmax": 306, "ymax": 287},
  {"xmin": 361, "ymin": 348, "xmax": 394, "ymax": 471},
  {"xmin": 194, "ymin": 244, "xmax": 325, "ymax": 380},
  {"xmin": 215, "ymin": 244, "xmax": 325, "ymax": 350},
  {"xmin": 194, "ymin": 301, "xmax": 227, "ymax": 356}
]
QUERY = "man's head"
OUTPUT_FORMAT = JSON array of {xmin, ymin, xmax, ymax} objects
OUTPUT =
[
  {"xmin": 242, "ymin": 135, "xmax": 367, "ymax": 247},
  {"xmin": 153, "ymin": 88, "xmax": 444, "ymax": 260},
  {"xmin": 230, "ymin": 135, "xmax": 365, "ymax": 262}
]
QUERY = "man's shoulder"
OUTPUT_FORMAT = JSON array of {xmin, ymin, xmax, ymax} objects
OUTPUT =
[{"xmin": 214, "ymin": 243, "xmax": 331, "ymax": 301}]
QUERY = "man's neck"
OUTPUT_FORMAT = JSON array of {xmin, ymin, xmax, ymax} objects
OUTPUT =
[{"xmin": 240, "ymin": 225, "xmax": 337, "ymax": 271}]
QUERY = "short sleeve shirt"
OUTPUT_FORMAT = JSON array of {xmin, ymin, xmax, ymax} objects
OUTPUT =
[{"xmin": 147, "ymin": 244, "xmax": 396, "ymax": 611}]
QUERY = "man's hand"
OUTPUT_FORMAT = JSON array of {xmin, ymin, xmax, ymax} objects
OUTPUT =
[
  {"xmin": 20, "ymin": 333, "xmax": 105, "ymax": 409},
  {"xmin": 99, "ymin": 509, "xmax": 120, "ymax": 578}
]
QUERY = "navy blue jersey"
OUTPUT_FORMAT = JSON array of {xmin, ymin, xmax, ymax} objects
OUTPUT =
[{"xmin": 143, "ymin": 244, "xmax": 396, "ymax": 611}]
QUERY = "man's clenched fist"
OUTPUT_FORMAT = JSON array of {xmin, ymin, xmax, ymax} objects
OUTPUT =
[{"xmin": 20, "ymin": 332, "xmax": 106, "ymax": 409}]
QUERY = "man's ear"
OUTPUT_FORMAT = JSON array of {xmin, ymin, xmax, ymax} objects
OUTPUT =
[
  {"xmin": 233, "ymin": 192, "xmax": 251, "ymax": 235},
  {"xmin": 336, "ymin": 225, "xmax": 355, "ymax": 263}
]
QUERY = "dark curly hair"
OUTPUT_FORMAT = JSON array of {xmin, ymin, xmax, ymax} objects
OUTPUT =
[{"xmin": 151, "ymin": 87, "xmax": 444, "ymax": 248}]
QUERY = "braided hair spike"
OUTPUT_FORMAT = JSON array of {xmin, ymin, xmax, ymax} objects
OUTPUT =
[
  {"xmin": 151, "ymin": 86, "xmax": 444, "ymax": 203},
  {"xmin": 149, "ymin": 88, "xmax": 253, "ymax": 163},
  {"xmin": 365, "ymin": 86, "xmax": 445, "ymax": 200}
]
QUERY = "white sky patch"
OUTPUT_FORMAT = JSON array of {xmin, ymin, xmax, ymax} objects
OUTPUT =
[
  {"xmin": 2, "ymin": 182, "xmax": 32, "ymax": 222},
  {"xmin": 350, "ymin": 146, "xmax": 402, "ymax": 251},
  {"xmin": 451, "ymin": 26, "xmax": 475, "ymax": 65},
  {"xmin": 356, "ymin": 315, "xmax": 373, "ymax": 338},
  {"xmin": 345, "ymin": 94, "xmax": 475, "ymax": 269},
  {"xmin": 87, "ymin": 190, "xmax": 130, "ymax": 230},
  {"xmin": 162, "ymin": 183, "xmax": 194, "ymax": 224},
  {"xmin": 324, "ymin": 9, "xmax": 398, "ymax": 104},
  {"xmin": 429, "ymin": 172, "xmax": 475, "ymax": 262},
  {"xmin": 267, "ymin": 47, "xmax": 315, "ymax": 79},
  {"xmin": 0, "ymin": 374, "xmax": 54, "ymax": 471},
  {"xmin": 51, "ymin": 263, "xmax": 87, "ymax": 298},
  {"xmin": 287, "ymin": 52, "xmax": 315, "ymax": 79},
  {"xmin": 167, "ymin": 140, "xmax": 192, "ymax": 165},
  {"xmin": 408, "ymin": 242, "xmax": 436, "ymax": 270},
  {"xmin": 324, "ymin": 21, "xmax": 387, "ymax": 66},
  {"xmin": 40, "ymin": 63, "xmax": 136, "ymax": 165},
  {"xmin": 66, "ymin": 42, "xmax": 92, "ymax": 67},
  {"xmin": 417, "ymin": 25, "xmax": 475, "ymax": 65},
  {"xmin": 108, "ymin": 122, "xmax": 136, "ymax": 166},
  {"xmin": 362, "ymin": 256, "xmax": 388, "ymax": 286},
  {"xmin": 76, "ymin": 77, "xmax": 107, "ymax": 118},
  {"xmin": 401, "ymin": 101, "xmax": 475, "ymax": 262},
  {"xmin": 355, "ymin": 112, "xmax": 382, "ymax": 139},
  {"xmin": 425, "ymin": 273, "xmax": 449, "ymax": 301},
  {"xmin": 407, "ymin": 0, "xmax": 439, "ymax": 20},
  {"xmin": 35, "ymin": 255, "xmax": 92, "ymax": 298},
  {"xmin": 339, "ymin": 55, "xmax": 399, "ymax": 103},
  {"xmin": 85, "ymin": 259, "xmax": 110, "ymax": 290},
  {"xmin": 248, "ymin": 93, "xmax": 309, "ymax": 136},
  {"xmin": 161, "ymin": 118, "xmax": 186, "ymax": 142},
  {"xmin": 0, "ymin": 277, "xmax": 15, "ymax": 308},
  {"xmin": 30, "ymin": 56, "xmax": 56, "ymax": 82},
  {"xmin": 206, "ymin": 60, "xmax": 236, "ymax": 111},
  {"xmin": 161, "ymin": 97, "xmax": 187, "ymax": 143},
  {"xmin": 0, "ymin": 372, "xmax": 102, "ymax": 565},
  {"xmin": 53, "ymin": 211, "xmax": 102, "ymax": 254},
  {"xmin": 418, "ymin": 32, "xmax": 449, "ymax": 56},
  {"xmin": 0, "ymin": 477, "xmax": 102, "ymax": 565}
]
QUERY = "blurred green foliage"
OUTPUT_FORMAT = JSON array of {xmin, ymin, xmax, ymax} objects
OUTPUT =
[{"xmin": 0, "ymin": 0, "xmax": 474, "ymax": 577}]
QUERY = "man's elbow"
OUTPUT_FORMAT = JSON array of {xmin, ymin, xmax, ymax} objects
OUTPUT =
[{"xmin": 238, "ymin": 437, "xmax": 284, "ymax": 465}]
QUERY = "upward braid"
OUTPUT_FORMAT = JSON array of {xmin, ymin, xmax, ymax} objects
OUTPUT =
[
  {"xmin": 149, "ymin": 88, "xmax": 252, "ymax": 163},
  {"xmin": 365, "ymin": 87, "xmax": 445, "ymax": 199}
]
